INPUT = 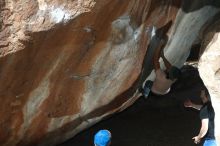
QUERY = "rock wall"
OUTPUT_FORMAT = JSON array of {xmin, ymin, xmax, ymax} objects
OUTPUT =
[
  {"xmin": 198, "ymin": 20, "xmax": 220, "ymax": 144},
  {"xmin": 0, "ymin": 0, "xmax": 219, "ymax": 146}
]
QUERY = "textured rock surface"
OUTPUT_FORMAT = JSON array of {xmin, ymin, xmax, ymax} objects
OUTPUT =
[
  {"xmin": 198, "ymin": 21, "xmax": 220, "ymax": 144},
  {"xmin": 0, "ymin": 0, "xmax": 220, "ymax": 146}
]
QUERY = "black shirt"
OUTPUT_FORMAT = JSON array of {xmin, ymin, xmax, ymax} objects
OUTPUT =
[{"xmin": 199, "ymin": 101, "xmax": 215, "ymax": 139}]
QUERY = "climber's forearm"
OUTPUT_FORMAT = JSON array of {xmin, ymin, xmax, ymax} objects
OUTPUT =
[
  {"xmin": 197, "ymin": 119, "xmax": 209, "ymax": 138},
  {"xmin": 191, "ymin": 103, "xmax": 203, "ymax": 110},
  {"xmin": 161, "ymin": 53, "xmax": 172, "ymax": 71},
  {"xmin": 153, "ymin": 43, "xmax": 163, "ymax": 70}
]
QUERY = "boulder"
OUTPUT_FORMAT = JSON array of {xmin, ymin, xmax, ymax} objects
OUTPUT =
[
  {"xmin": 198, "ymin": 20, "xmax": 220, "ymax": 144},
  {"xmin": 0, "ymin": 0, "xmax": 220, "ymax": 145}
]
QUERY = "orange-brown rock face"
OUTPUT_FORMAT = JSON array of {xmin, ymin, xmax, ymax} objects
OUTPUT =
[{"xmin": 0, "ymin": 0, "xmax": 219, "ymax": 146}]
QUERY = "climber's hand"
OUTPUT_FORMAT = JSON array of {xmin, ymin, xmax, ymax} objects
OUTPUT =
[{"xmin": 184, "ymin": 99, "xmax": 193, "ymax": 108}]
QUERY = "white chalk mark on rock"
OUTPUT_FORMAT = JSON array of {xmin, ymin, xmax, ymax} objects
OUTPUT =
[{"xmin": 50, "ymin": 7, "xmax": 71, "ymax": 23}]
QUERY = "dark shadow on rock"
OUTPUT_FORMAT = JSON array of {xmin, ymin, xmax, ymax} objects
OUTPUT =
[
  {"xmin": 199, "ymin": 12, "xmax": 220, "ymax": 55},
  {"xmin": 181, "ymin": 0, "xmax": 220, "ymax": 13}
]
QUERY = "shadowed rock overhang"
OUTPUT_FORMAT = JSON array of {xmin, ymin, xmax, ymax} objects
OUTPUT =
[{"xmin": 0, "ymin": 0, "xmax": 220, "ymax": 145}]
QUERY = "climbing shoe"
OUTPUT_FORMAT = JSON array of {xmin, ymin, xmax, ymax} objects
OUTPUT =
[{"xmin": 142, "ymin": 80, "xmax": 153, "ymax": 99}]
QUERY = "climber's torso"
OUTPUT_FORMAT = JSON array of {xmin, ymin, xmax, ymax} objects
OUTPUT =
[{"xmin": 151, "ymin": 69, "xmax": 174, "ymax": 95}]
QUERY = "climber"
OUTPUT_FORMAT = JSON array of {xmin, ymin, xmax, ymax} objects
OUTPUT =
[
  {"xmin": 141, "ymin": 33, "xmax": 181, "ymax": 98},
  {"xmin": 94, "ymin": 129, "xmax": 111, "ymax": 146},
  {"xmin": 184, "ymin": 88, "xmax": 216, "ymax": 146}
]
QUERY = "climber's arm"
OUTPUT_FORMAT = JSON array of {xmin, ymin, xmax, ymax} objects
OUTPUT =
[
  {"xmin": 184, "ymin": 99, "xmax": 203, "ymax": 110},
  {"xmin": 153, "ymin": 42, "xmax": 163, "ymax": 70},
  {"xmin": 153, "ymin": 38, "xmax": 167, "ymax": 70},
  {"xmin": 192, "ymin": 119, "xmax": 209, "ymax": 144},
  {"xmin": 161, "ymin": 51, "xmax": 172, "ymax": 71}
]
